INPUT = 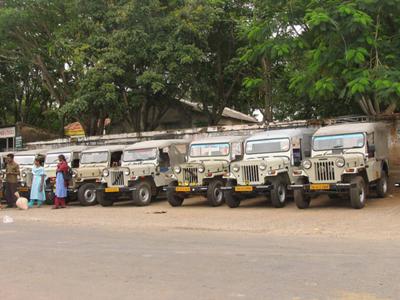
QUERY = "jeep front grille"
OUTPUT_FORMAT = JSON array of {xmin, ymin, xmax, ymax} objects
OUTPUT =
[
  {"xmin": 314, "ymin": 161, "xmax": 335, "ymax": 181},
  {"xmin": 183, "ymin": 168, "xmax": 198, "ymax": 183},
  {"xmin": 110, "ymin": 170, "xmax": 125, "ymax": 186},
  {"xmin": 242, "ymin": 165, "xmax": 259, "ymax": 183}
]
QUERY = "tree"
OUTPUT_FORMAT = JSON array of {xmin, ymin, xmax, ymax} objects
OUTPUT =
[{"xmin": 290, "ymin": 0, "xmax": 400, "ymax": 116}]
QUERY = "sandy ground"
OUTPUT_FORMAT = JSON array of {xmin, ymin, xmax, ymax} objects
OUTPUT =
[{"xmin": 2, "ymin": 189, "xmax": 400, "ymax": 240}]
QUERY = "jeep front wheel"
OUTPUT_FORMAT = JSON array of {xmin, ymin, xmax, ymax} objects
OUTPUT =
[
  {"xmin": 167, "ymin": 182, "xmax": 184, "ymax": 207},
  {"xmin": 350, "ymin": 176, "xmax": 366, "ymax": 209},
  {"xmin": 224, "ymin": 182, "xmax": 241, "ymax": 208},
  {"xmin": 207, "ymin": 179, "xmax": 225, "ymax": 207},
  {"xmin": 376, "ymin": 172, "xmax": 388, "ymax": 198},
  {"xmin": 270, "ymin": 178, "xmax": 287, "ymax": 208},
  {"xmin": 132, "ymin": 181, "xmax": 152, "ymax": 206},
  {"xmin": 78, "ymin": 183, "xmax": 98, "ymax": 206},
  {"xmin": 97, "ymin": 190, "xmax": 114, "ymax": 207},
  {"xmin": 294, "ymin": 179, "xmax": 310, "ymax": 209}
]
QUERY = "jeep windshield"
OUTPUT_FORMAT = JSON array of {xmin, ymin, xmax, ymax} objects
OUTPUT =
[
  {"xmin": 14, "ymin": 155, "xmax": 35, "ymax": 166},
  {"xmin": 80, "ymin": 151, "xmax": 108, "ymax": 164},
  {"xmin": 313, "ymin": 133, "xmax": 365, "ymax": 151},
  {"xmin": 123, "ymin": 148, "xmax": 157, "ymax": 162},
  {"xmin": 246, "ymin": 138, "xmax": 290, "ymax": 155},
  {"xmin": 190, "ymin": 143, "xmax": 230, "ymax": 157},
  {"xmin": 45, "ymin": 153, "xmax": 71, "ymax": 164}
]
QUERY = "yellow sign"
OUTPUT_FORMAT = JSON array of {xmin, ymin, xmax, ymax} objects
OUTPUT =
[
  {"xmin": 310, "ymin": 184, "xmax": 330, "ymax": 190},
  {"xmin": 18, "ymin": 187, "xmax": 29, "ymax": 192},
  {"xmin": 105, "ymin": 187, "xmax": 120, "ymax": 193},
  {"xmin": 176, "ymin": 186, "xmax": 191, "ymax": 192},
  {"xmin": 235, "ymin": 186, "xmax": 253, "ymax": 192}
]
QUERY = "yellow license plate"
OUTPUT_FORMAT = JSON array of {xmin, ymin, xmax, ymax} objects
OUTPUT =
[
  {"xmin": 235, "ymin": 186, "xmax": 253, "ymax": 192},
  {"xmin": 19, "ymin": 187, "xmax": 29, "ymax": 192},
  {"xmin": 176, "ymin": 186, "xmax": 190, "ymax": 192},
  {"xmin": 310, "ymin": 184, "xmax": 330, "ymax": 190},
  {"xmin": 105, "ymin": 187, "xmax": 120, "ymax": 193}
]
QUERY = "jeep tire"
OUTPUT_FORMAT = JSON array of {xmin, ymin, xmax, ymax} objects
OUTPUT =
[
  {"xmin": 45, "ymin": 191, "xmax": 55, "ymax": 205},
  {"xmin": 132, "ymin": 181, "xmax": 152, "ymax": 206},
  {"xmin": 78, "ymin": 183, "xmax": 97, "ymax": 206},
  {"xmin": 270, "ymin": 178, "xmax": 287, "ymax": 208},
  {"xmin": 350, "ymin": 176, "xmax": 366, "ymax": 209},
  {"xmin": 376, "ymin": 172, "xmax": 388, "ymax": 198},
  {"xmin": 224, "ymin": 182, "xmax": 241, "ymax": 208},
  {"xmin": 167, "ymin": 182, "xmax": 184, "ymax": 207},
  {"xmin": 97, "ymin": 190, "xmax": 114, "ymax": 207},
  {"xmin": 207, "ymin": 179, "xmax": 225, "ymax": 207},
  {"xmin": 294, "ymin": 179, "xmax": 310, "ymax": 209}
]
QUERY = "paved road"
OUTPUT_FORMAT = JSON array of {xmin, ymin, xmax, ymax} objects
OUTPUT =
[{"xmin": 1, "ymin": 222, "xmax": 399, "ymax": 300}]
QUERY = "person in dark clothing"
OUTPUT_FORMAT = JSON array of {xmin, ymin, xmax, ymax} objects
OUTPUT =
[{"xmin": 5, "ymin": 153, "xmax": 20, "ymax": 208}]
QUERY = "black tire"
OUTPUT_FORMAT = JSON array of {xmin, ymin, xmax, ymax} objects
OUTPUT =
[
  {"xmin": 78, "ymin": 183, "xmax": 98, "ymax": 206},
  {"xmin": 132, "ymin": 181, "xmax": 152, "ymax": 206},
  {"xmin": 45, "ymin": 191, "xmax": 55, "ymax": 205},
  {"xmin": 224, "ymin": 182, "xmax": 241, "ymax": 208},
  {"xmin": 350, "ymin": 176, "xmax": 366, "ymax": 209},
  {"xmin": 97, "ymin": 190, "xmax": 114, "ymax": 207},
  {"xmin": 376, "ymin": 172, "xmax": 388, "ymax": 198},
  {"xmin": 294, "ymin": 179, "xmax": 310, "ymax": 209},
  {"xmin": 270, "ymin": 178, "xmax": 287, "ymax": 208},
  {"xmin": 207, "ymin": 179, "xmax": 225, "ymax": 207},
  {"xmin": 167, "ymin": 182, "xmax": 184, "ymax": 207}
]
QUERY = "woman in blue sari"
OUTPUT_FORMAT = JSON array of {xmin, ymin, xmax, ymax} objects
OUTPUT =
[
  {"xmin": 29, "ymin": 158, "xmax": 46, "ymax": 208},
  {"xmin": 53, "ymin": 154, "xmax": 69, "ymax": 209}
]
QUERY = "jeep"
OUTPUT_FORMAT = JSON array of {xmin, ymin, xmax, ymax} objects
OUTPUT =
[
  {"xmin": 167, "ymin": 136, "xmax": 246, "ymax": 207},
  {"xmin": 97, "ymin": 139, "xmax": 189, "ymax": 206},
  {"xmin": 223, "ymin": 128, "xmax": 316, "ymax": 208},
  {"xmin": 68, "ymin": 145, "xmax": 125, "ymax": 206},
  {"xmin": 44, "ymin": 145, "xmax": 89, "ymax": 205},
  {"xmin": 290, "ymin": 122, "xmax": 389, "ymax": 209}
]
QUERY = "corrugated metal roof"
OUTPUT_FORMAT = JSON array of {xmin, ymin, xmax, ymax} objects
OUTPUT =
[{"xmin": 180, "ymin": 99, "xmax": 258, "ymax": 123}]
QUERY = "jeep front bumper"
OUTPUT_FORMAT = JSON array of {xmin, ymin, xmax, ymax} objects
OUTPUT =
[
  {"xmin": 288, "ymin": 183, "xmax": 356, "ymax": 193},
  {"xmin": 221, "ymin": 185, "xmax": 272, "ymax": 193},
  {"xmin": 164, "ymin": 186, "xmax": 209, "ymax": 194}
]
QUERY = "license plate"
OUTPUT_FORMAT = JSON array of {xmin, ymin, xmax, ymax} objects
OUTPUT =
[
  {"xmin": 310, "ymin": 184, "xmax": 330, "ymax": 190},
  {"xmin": 19, "ymin": 187, "xmax": 29, "ymax": 192},
  {"xmin": 105, "ymin": 187, "xmax": 120, "ymax": 193},
  {"xmin": 235, "ymin": 186, "xmax": 253, "ymax": 192},
  {"xmin": 176, "ymin": 187, "xmax": 190, "ymax": 192}
]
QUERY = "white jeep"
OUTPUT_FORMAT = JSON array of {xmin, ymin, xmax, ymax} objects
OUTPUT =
[
  {"xmin": 290, "ymin": 122, "xmax": 389, "ymax": 209},
  {"xmin": 167, "ymin": 136, "xmax": 246, "ymax": 207},
  {"xmin": 97, "ymin": 139, "xmax": 189, "ymax": 206},
  {"xmin": 223, "ymin": 128, "xmax": 316, "ymax": 208}
]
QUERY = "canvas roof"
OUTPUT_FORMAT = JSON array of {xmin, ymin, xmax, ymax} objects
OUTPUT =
[
  {"xmin": 125, "ymin": 139, "xmax": 190, "ymax": 151},
  {"xmin": 314, "ymin": 122, "xmax": 387, "ymax": 137},
  {"xmin": 191, "ymin": 135, "xmax": 246, "ymax": 145},
  {"xmin": 247, "ymin": 128, "xmax": 317, "ymax": 142}
]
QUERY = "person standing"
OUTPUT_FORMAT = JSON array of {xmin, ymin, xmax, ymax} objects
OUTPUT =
[
  {"xmin": 53, "ymin": 154, "xmax": 68, "ymax": 209},
  {"xmin": 29, "ymin": 158, "xmax": 46, "ymax": 208},
  {"xmin": 5, "ymin": 153, "xmax": 20, "ymax": 208}
]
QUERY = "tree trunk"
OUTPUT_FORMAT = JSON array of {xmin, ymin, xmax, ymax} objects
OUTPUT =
[{"xmin": 261, "ymin": 57, "xmax": 273, "ymax": 122}]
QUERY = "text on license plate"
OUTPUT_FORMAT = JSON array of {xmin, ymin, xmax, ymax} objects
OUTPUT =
[
  {"xmin": 310, "ymin": 184, "xmax": 330, "ymax": 190},
  {"xmin": 235, "ymin": 186, "xmax": 253, "ymax": 192},
  {"xmin": 176, "ymin": 187, "xmax": 190, "ymax": 192},
  {"xmin": 105, "ymin": 187, "xmax": 120, "ymax": 193}
]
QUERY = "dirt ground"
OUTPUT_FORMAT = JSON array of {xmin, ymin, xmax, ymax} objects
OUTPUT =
[{"xmin": 2, "ymin": 189, "xmax": 400, "ymax": 240}]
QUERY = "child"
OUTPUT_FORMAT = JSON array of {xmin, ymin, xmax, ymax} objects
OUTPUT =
[{"xmin": 29, "ymin": 158, "xmax": 46, "ymax": 208}]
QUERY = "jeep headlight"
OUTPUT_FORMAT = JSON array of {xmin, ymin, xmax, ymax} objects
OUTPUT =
[
  {"xmin": 124, "ymin": 169, "xmax": 130, "ymax": 176},
  {"xmin": 232, "ymin": 165, "xmax": 240, "ymax": 172},
  {"xmin": 174, "ymin": 166, "xmax": 181, "ymax": 174},
  {"xmin": 259, "ymin": 164, "xmax": 267, "ymax": 171},
  {"xmin": 336, "ymin": 158, "xmax": 345, "ymax": 168},
  {"xmin": 22, "ymin": 171, "xmax": 27, "ymax": 178},
  {"xmin": 302, "ymin": 160, "xmax": 312, "ymax": 169},
  {"xmin": 198, "ymin": 165, "xmax": 205, "ymax": 173},
  {"xmin": 102, "ymin": 169, "xmax": 110, "ymax": 177}
]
